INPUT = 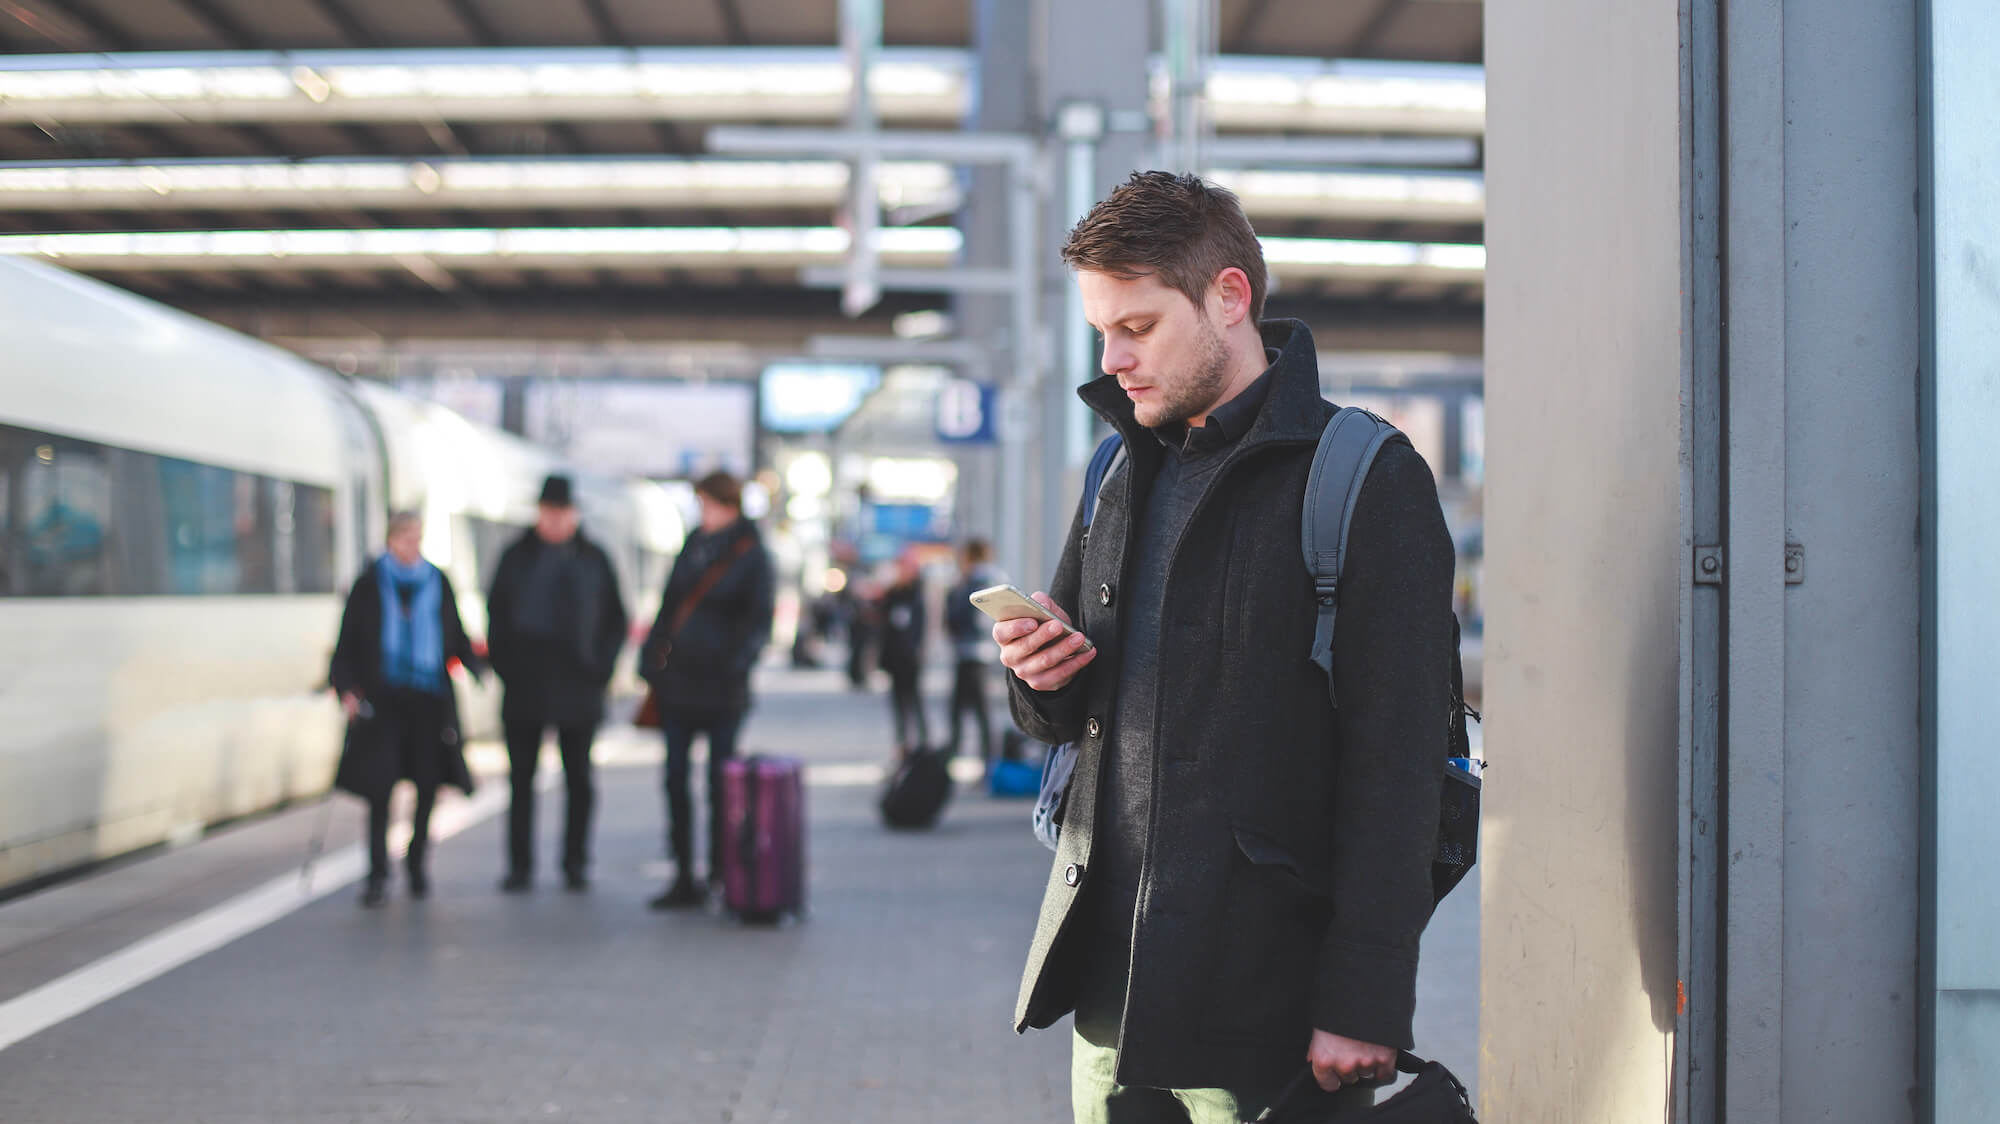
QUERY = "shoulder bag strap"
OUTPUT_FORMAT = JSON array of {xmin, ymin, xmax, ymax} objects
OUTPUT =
[{"xmin": 668, "ymin": 535, "xmax": 756, "ymax": 642}]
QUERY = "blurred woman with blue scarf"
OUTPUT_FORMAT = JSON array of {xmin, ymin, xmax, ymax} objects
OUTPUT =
[{"xmin": 330, "ymin": 511, "xmax": 483, "ymax": 907}]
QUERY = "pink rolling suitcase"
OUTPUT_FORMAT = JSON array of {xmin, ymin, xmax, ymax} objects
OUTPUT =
[{"xmin": 719, "ymin": 755, "xmax": 806, "ymax": 923}]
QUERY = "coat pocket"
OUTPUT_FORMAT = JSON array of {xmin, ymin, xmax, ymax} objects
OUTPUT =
[{"xmin": 1202, "ymin": 825, "xmax": 1332, "ymax": 1043}]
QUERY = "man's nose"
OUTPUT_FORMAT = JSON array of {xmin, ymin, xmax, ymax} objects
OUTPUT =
[{"xmin": 1101, "ymin": 339, "xmax": 1132, "ymax": 377}]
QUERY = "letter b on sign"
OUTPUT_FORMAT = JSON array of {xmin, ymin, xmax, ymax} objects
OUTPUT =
[{"xmin": 936, "ymin": 378, "xmax": 995, "ymax": 444}]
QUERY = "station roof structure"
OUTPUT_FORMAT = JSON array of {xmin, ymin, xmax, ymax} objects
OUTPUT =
[{"xmin": 0, "ymin": 0, "xmax": 1484, "ymax": 374}]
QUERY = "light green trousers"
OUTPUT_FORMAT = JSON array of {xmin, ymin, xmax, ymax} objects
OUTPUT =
[{"xmin": 1070, "ymin": 1030, "xmax": 1375, "ymax": 1124}]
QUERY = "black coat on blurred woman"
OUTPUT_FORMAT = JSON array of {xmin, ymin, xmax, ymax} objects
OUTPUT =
[
  {"xmin": 639, "ymin": 471, "xmax": 775, "ymax": 909},
  {"xmin": 329, "ymin": 511, "xmax": 481, "ymax": 908}
]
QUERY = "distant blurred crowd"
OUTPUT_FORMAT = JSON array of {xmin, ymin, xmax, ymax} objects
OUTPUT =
[{"xmin": 788, "ymin": 538, "xmax": 1008, "ymax": 771}]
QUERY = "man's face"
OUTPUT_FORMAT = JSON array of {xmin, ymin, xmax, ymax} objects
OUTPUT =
[
  {"xmin": 1077, "ymin": 270, "xmax": 1230, "ymax": 430},
  {"xmin": 536, "ymin": 503, "xmax": 578, "ymax": 544}
]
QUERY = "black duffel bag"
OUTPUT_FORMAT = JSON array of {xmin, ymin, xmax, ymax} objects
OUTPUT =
[
  {"xmin": 1249, "ymin": 1052, "xmax": 1476, "ymax": 1124},
  {"xmin": 880, "ymin": 747, "xmax": 953, "ymax": 829}
]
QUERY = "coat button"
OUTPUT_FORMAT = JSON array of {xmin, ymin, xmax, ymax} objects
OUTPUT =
[
  {"xmin": 1099, "ymin": 583, "xmax": 1113, "ymax": 606},
  {"xmin": 1064, "ymin": 863, "xmax": 1084, "ymax": 887},
  {"xmin": 1086, "ymin": 717, "xmax": 1102, "ymax": 739}
]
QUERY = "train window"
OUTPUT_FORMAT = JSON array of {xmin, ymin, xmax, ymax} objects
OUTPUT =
[
  {"xmin": 291, "ymin": 484, "xmax": 337, "ymax": 595},
  {"xmin": 0, "ymin": 429, "xmax": 112, "ymax": 596},
  {"xmin": 0, "ymin": 423, "xmax": 337, "ymax": 598}
]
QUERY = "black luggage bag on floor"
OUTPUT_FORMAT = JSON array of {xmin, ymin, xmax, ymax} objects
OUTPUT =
[{"xmin": 880, "ymin": 747, "xmax": 953, "ymax": 829}]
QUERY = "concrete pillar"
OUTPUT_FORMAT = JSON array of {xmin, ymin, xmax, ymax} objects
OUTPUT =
[
  {"xmin": 1480, "ymin": 0, "xmax": 1685, "ymax": 1115},
  {"xmin": 1485, "ymin": 0, "xmax": 1926, "ymax": 1120}
]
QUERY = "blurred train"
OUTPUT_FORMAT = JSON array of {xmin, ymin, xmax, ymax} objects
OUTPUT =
[{"xmin": 0, "ymin": 257, "xmax": 685, "ymax": 892}]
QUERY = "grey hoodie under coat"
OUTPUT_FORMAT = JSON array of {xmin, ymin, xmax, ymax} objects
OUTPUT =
[{"xmin": 1006, "ymin": 319, "xmax": 1456, "ymax": 1093}]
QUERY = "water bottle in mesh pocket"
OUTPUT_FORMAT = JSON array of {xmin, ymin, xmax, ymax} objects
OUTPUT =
[{"xmin": 1433, "ymin": 757, "xmax": 1481, "ymax": 904}]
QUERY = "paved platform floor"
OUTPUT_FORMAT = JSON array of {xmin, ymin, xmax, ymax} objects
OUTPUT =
[{"xmin": 0, "ymin": 666, "xmax": 1476, "ymax": 1123}]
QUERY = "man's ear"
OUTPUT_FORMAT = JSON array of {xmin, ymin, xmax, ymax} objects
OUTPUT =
[{"xmin": 1211, "ymin": 266, "xmax": 1254, "ymax": 328}]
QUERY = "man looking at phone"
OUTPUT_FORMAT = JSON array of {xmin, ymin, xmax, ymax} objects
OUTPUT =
[{"xmin": 994, "ymin": 171, "xmax": 1456, "ymax": 1122}]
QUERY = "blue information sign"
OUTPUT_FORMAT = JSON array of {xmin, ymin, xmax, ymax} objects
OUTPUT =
[{"xmin": 935, "ymin": 378, "xmax": 996, "ymax": 444}]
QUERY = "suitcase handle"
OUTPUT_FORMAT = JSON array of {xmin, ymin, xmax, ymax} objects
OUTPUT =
[{"xmin": 739, "ymin": 755, "xmax": 760, "ymax": 893}]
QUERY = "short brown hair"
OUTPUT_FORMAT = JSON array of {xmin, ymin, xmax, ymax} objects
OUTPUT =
[
  {"xmin": 694, "ymin": 470, "xmax": 743, "ymax": 511},
  {"xmin": 1060, "ymin": 171, "xmax": 1268, "ymax": 322},
  {"xmin": 962, "ymin": 538, "xmax": 992, "ymax": 565}
]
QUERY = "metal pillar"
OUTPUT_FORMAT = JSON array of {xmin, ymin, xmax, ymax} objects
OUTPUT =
[
  {"xmin": 1921, "ymin": 2, "xmax": 2000, "ymax": 1119},
  {"xmin": 839, "ymin": 0, "xmax": 882, "ymax": 318},
  {"xmin": 1717, "ymin": 0, "xmax": 1787, "ymax": 1118},
  {"xmin": 1031, "ymin": 0, "xmax": 1153, "ymax": 586}
]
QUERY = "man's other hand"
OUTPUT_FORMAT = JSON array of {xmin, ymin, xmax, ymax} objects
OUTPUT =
[
  {"xmin": 1308, "ymin": 1029, "xmax": 1397, "ymax": 1091},
  {"xmin": 993, "ymin": 593, "xmax": 1096, "ymax": 692}
]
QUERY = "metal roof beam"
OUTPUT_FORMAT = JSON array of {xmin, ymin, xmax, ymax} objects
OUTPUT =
[
  {"xmin": 576, "ymin": 0, "xmax": 626, "ymax": 47},
  {"xmin": 713, "ymin": 0, "xmax": 748, "ymax": 45},
  {"xmin": 28, "ymin": 0, "xmax": 127, "ymax": 48},
  {"xmin": 169, "ymin": 0, "xmax": 261, "ymax": 49},
  {"xmin": 303, "ymin": 0, "xmax": 377, "ymax": 48},
  {"xmin": 1228, "ymin": 0, "xmax": 1277, "ymax": 51},
  {"xmin": 439, "ymin": 0, "xmax": 499, "ymax": 47},
  {"xmin": 1350, "ymin": 0, "xmax": 1405, "ymax": 57}
]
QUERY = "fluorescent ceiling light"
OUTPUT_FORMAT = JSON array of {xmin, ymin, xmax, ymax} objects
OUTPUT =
[
  {"xmin": 0, "ymin": 225, "xmax": 963, "ymax": 269},
  {"xmin": 0, "ymin": 158, "xmax": 961, "ymax": 212},
  {"xmin": 0, "ymin": 158, "xmax": 1479, "ymax": 224},
  {"xmin": 1184, "ymin": 57, "xmax": 1484, "ymax": 135},
  {"xmin": 1210, "ymin": 168, "xmax": 1483, "ymax": 222},
  {"xmin": 1261, "ymin": 236, "xmax": 1486, "ymax": 274},
  {"xmin": 0, "ymin": 224, "xmax": 1478, "ymax": 285},
  {"xmin": 0, "ymin": 48, "xmax": 971, "ymax": 125},
  {"xmin": 0, "ymin": 49, "xmax": 1483, "ymax": 136}
]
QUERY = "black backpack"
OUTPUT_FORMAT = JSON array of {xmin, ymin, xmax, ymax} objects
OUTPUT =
[
  {"xmin": 1032, "ymin": 408, "xmax": 1482, "ymax": 905},
  {"xmin": 881, "ymin": 747, "xmax": 954, "ymax": 830}
]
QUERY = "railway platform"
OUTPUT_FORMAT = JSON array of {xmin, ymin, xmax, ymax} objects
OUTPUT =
[{"xmin": 0, "ymin": 665, "xmax": 1478, "ymax": 1123}]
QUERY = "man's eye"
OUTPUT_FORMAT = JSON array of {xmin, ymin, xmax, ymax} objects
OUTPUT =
[{"xmin": 1130, "ymin": 324, "xmax": 1153, "ymax": 336}]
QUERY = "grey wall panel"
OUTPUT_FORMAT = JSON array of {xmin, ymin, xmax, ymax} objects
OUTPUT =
[
  {"xmin": 1776, "ymin": 2, "xmax": 1924, "ymax": 1121},
  {"xmin": 1481, "ymin": 0, "xmax": 1684, "ymax": 1117},
  {"xmin": 1925, "ymin": 0, "xmax": 2000, "ymax": 1118},
  {"xmin": 1935, "ymin": 992, "xmax": 2000, "ymax": 1123}
]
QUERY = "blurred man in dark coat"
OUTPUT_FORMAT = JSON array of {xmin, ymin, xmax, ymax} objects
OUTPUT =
[
  {"xmin": 943, "ymin": 538, "xmax": 1001, "ymax": 769},
  {"xmin": 878, "ymin": 552, "xmax": 929, "ymax": 758},
  {"xmin": 329, "ymin": 510, "xmax": 481, "ymax": 907},
  {"xmin": 486, "ymin": 475, "xmax": 629, "ymax": 892},
  {"xmin": 640, "ymin": 471, "xmax": 774, "ymax": 908}
]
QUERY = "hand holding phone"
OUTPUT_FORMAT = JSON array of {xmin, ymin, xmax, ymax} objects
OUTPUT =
[{"xmin": 973, "ymin": 584, "xmax": 1097, "ymax": 692}]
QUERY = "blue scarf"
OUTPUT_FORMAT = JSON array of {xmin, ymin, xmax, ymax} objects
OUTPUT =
[{"xmin": 377, "ymin": 554, "xmax": 446, "ymax": 694}]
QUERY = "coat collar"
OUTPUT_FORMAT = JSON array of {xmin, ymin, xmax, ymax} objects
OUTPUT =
[{"xmin": 1077, "ymin": 318, "xmax": 1330, "ymax": 453}]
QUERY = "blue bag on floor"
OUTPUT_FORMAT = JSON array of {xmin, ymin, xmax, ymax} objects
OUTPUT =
[{"xmin": 988, "ymin": 756, "xmax": 1042, "ymax": 798}]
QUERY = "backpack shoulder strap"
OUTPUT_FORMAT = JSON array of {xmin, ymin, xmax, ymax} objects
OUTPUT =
[
  {"xmin": 1082, "ymin": 432, "xmax": 1126, "ymax": 528},
  {"xmin": 1302, "ymin": 407, "xmax": 1407, "ymax": 705}
]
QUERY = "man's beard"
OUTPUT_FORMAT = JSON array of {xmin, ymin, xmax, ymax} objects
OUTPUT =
[{"xmin": 1139, "ymin": 317, "xmax": 1232, "ymax": 429}]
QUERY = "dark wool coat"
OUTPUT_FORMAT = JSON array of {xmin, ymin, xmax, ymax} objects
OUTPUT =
[
  {"xmin": 486, "ymin": 528, "xmax": 629, "ymax": 727},
  {"xmin": 639, "ymin": 519, "xmax": 775, "ymax": 714},
  {"xmin": 1007, "ymin": 320, "xmax": 1457, "ymax": 1093},
  {"xmin": 327, "ymin": 563, "xmax": 480, "ymax": 799}
]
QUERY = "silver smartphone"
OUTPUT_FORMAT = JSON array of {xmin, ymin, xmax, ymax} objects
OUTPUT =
[{"xmin": 968, "ymin": 583, "xmax": 1094, "ymax": 650}]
